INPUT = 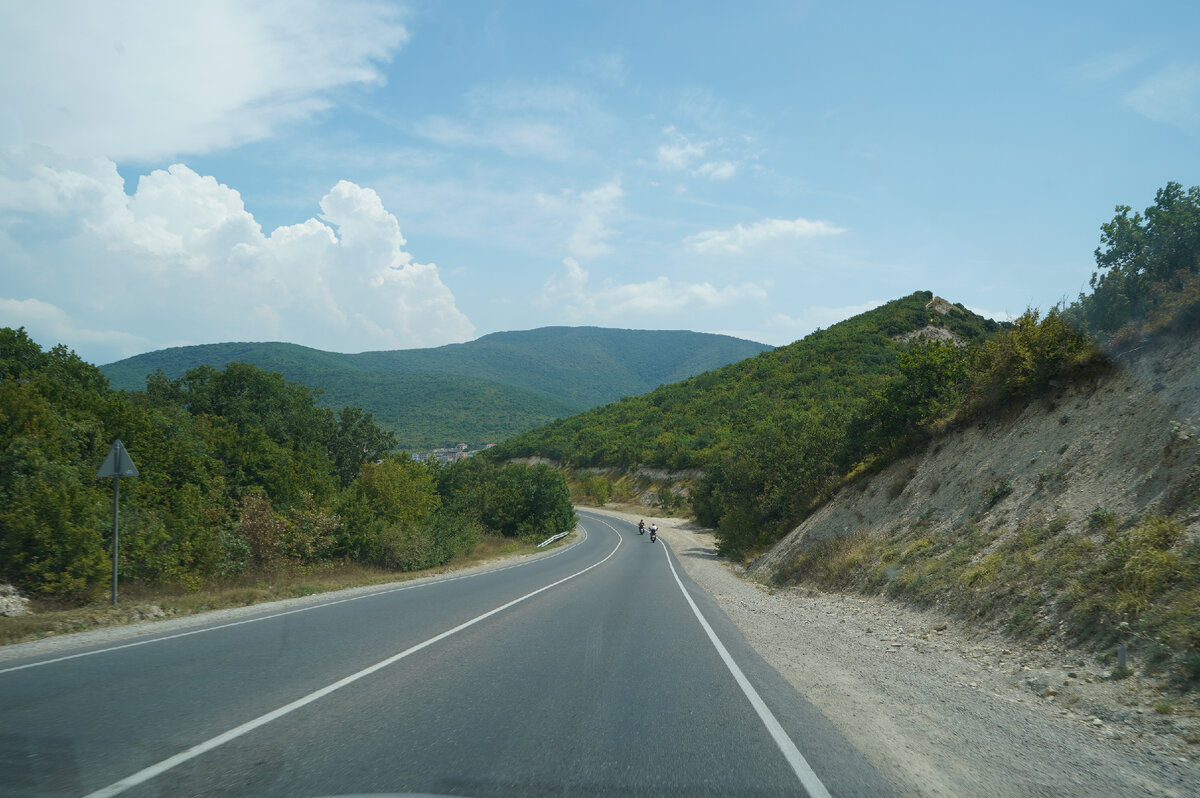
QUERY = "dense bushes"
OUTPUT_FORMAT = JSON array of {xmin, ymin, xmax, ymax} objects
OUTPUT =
[
  {"xmin": 0, "ymin": 332, "xmax": 576, "ymax": 601},
  {"xmin": 435, "ymin": 457, "xmax": 575, "ymax": 542},
  {"xmin": 960, "ymin": 307, "xmax": 1103, "ymax": 418}
]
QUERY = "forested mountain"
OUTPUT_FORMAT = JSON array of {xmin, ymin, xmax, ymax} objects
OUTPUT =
[
  {"xmin": 101, "ymin": 328, "xmax": 771, "ymax": 449},
  {"xmin": 491, "ymin": 293, "xmax": 999, "ymax": 471},
  {"xmin": 489, "ymin": 292, "xmax": 1005, "ymax": 551}
]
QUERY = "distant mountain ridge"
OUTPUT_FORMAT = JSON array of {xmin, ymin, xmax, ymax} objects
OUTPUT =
[{"xmin": 100, "ymin": 327, "xmax": 772, "ymax": 449}]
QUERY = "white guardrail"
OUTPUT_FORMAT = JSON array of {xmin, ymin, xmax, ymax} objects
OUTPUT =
[{"xmin": 536, "ymin": 531, "xmax": 570, "ymax": 548}]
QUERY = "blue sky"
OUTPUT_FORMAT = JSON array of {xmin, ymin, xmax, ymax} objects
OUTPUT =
[{"xmin": 1, "ymin": 1, "xmax": 1197, "ymax": 365}]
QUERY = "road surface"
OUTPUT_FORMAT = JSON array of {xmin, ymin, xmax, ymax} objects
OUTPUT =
[{"xmin": 1, "ymin": 511, "xmax": 898, "ymax": 797}]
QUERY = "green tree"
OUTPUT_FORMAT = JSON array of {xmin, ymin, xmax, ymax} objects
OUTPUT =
[
  {"xmin": 845, "ymin": 339, "xmax": 970, "ymax": 464},
  {"xmin": 326, "ymin": 406, "xmax": 397, "ymax": 488},
  {"xmin": 336, "ymin": 457, "xmax": 441, "ymax": 562},
  {"xmin": 1080, "ymin": 182, "xmax": 1200, "ymax": 334},
  {"xmin": 480, "ymin": 464, "xmax": 575, "ymax": 541},
  {"xmin": 150, "ymin": 362, "xmax": 338, "ymax": 507},
  {"xmin": 0, "ymin": 330, "xmax": 112, "ymax": 596}
]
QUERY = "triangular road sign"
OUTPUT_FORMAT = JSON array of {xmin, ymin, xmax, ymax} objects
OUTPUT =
[{"xmin": 97, "ymin": 439, "xmax": 139, "ymax": 478}]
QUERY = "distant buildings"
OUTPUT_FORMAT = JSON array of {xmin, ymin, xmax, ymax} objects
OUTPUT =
[{"xmin": 413, "ymin": 442, "xmax": 496, "ymax": 464}]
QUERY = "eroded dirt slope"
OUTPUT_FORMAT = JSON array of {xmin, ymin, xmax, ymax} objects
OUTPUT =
[{"xmin": 752, "ymin": 330, "xmax": 1200, "ymax": 578}]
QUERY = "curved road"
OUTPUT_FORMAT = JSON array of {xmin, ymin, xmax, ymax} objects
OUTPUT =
[{"xmin": 1, "ymin": 512, "xmax": 897, "ymax": 797}]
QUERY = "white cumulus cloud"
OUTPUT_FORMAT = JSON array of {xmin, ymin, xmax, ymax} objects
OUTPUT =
[
  {"xmin": 0, "ymin": 0, "xmax": 408, "ymax": 160},
  {"xmin": 687, "ymin": 217, "xmax": 847, "ymax": 254},
  {"xmin": 0, "ymin": 150, "xmax": 474, "ymax": 364}
]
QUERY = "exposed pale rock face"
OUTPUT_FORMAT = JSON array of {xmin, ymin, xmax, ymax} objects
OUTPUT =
[
  {"xmin": 926, "ymin": 296, "xmax": 958, "ymax": 315},
  {"xmin": 0, "ymin": 584, "xmax": 31, "ymax": 617}
]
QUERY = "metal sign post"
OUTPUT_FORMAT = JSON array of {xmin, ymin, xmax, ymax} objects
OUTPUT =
[{"xmin": 97, "ymin": 440, "xmax": 139, "ymax": 605}]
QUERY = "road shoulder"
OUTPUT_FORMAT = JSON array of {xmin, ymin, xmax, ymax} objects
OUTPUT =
[{"xmin": 0, "ymin": 528, "xmax": 585, "ymax": 664}]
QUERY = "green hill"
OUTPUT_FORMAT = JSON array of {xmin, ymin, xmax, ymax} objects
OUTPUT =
[
  {"xmin": 492, "ymin": 293, "xmax": 999, "ymax": 470},
  {"xmin": 489, "ymin": 292, "xmax": 1003, "ymax": 552},
  {"xmin": 100, "ymin": 328, "xmax": 771, "ymax": 449}
]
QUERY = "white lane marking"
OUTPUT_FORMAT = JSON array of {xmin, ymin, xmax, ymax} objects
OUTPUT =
[
  {"xmin": 659, "ymin": 540, "xmax": 834, "ymax": 798},
  {"xmin": 80, "ymin": 521, "xmax": 620, "ymax": 798},
  {"xmin": 0, "ymin": 525, "xmax": 587, "ymax": 676}
]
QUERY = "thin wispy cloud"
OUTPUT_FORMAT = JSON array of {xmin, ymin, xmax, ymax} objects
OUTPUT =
[
  {"xmin": 413, "ymin": 80, "xmax": 614, "ymax": 162},
  {"xmin": 687, "ymin": 217, "xmax": 846, "ymax": 254},
  {"xmin": 717, "ymin": 300, "xmax": 888, "ymax": 347},
  {"xmin": 567, "ymin": 180, "xmax": 624, "ymax": 259},
  {"xmin": 574, "ymin": 51, "xmax": 629, "ymax": 85},
  {"xmin": 694, "ymin": 161, "xmax": 737, "ymax": 180},
  {"xmin": 1071, "ymin": 47, "xmax": 1153, "ymax": 83},
  {"xmin": 413, "ymin": 116, "xmax": 576, "ymax": 160},
  {"xmin": 657, "ymin": 128, "xmax": 706, "ymax": 170},
  {"xmin": 656, "ymin": 127, "xmax": 739, "ymax": 180},
  {"xmin": 1123, "ymin": 61, "xmax": 1200, "ymax": 129},
  {"xmin": 541, "ymin": 258, "xmax": 766, "ymax": 321}
]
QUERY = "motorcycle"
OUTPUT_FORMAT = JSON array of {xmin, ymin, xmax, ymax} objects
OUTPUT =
[{"xmin": 649, "ymin": 526, "xmax": 657, "ymax": 542}]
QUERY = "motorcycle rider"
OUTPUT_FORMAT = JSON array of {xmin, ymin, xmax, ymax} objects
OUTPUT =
[
  {"xmin": 638, "ymin": 519, "xmax": 645, "ymax": 535},
  {"xmin": 649, "ymin": 523, "xmax": 658, "ymax": 542}
]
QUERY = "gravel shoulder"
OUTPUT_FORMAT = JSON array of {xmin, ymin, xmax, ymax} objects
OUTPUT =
[{"xmin": 594, "ymin": 507, "xmax": 1199, "ymax": 798}]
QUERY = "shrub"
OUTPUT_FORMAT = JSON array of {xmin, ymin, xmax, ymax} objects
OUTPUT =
[
  {"xmin": 962, "ymin": 308, "xmax": 1103, "ymax": 417},
  {"xmin": 984, "ymin": 479, "xmax": 1014, "ymax": 508},
  {"xmin": 1087, "ymin": 507, "xmax": 1116, "ymax": 531},
  {"xmin": 235, "ymin": 490, "xmax": 286, "ymax": 569}
]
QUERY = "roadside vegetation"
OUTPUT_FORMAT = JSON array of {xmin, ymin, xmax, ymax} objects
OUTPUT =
[
  {"xmin": 777, "ymin": 512, "xmax": 1200, "ymax": 684},
  {"xmin": 0, "ymin": 534, "xmax": 546, "ymax": 647},
  {"xmin": 0, "ymin": 338, "xmax": 576, "ymax": 610}
]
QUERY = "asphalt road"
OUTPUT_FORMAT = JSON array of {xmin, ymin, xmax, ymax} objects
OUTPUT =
[{"xmin": 1, "ymin": 512, "xmax": 898, "ymax": 798}]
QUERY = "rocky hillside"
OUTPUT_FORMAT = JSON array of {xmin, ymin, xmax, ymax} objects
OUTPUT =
[{"xmin": 751, "ymin": 326, "xmax": 1200, "ymax": 682}]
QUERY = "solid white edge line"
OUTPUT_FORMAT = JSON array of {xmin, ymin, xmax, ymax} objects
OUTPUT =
[
  {"xmin": 0, "ymin": 525, "xmax": 587, "ymax": 676},
  {"xmin": 659, "ymin": 538, "xmax": 834, "ymax": 798},
  {"xmin": 78, "ymin": 522, "xmax": 617, "ymax": 798}
]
